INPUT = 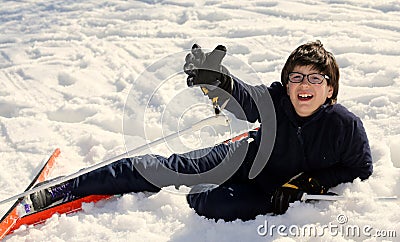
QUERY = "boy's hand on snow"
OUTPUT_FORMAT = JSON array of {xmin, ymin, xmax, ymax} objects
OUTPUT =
[
  {"xmin": 183, "ymin": 44, "xmax": 233, "ymax": 105},
  {"xmin": 271, "ymin": 173, "xmax": 327, "ymax": 214},
  {"xmin": 271, "ymin": 186, "xmax": 305, "ymax": 215}
]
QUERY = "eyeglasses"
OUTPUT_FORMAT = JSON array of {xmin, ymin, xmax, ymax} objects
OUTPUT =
[{"xmin": 288, "ymin": 72, "xmax": 330, "ymax": 84}]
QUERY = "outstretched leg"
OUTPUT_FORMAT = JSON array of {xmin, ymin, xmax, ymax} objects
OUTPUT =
[
  {"xmin": 71, "ymin": 140, "xmax": 246, "ymax": 196},
  {"xmin": 30, "ymin": 138, "xmax": 251, "ymax": 209}
]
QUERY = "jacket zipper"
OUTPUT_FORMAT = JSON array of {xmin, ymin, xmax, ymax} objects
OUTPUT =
[{"xmin": 297, "ymin": 126, "xmax": 304, "ymax": 146}]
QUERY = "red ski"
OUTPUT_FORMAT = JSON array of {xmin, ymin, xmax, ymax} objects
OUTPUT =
[
  {"xmin": 0, "ymin": 148, "xmax": 60, "ymax": 240},
  {"xmin": 13, "ymin": 195, "xmax": 112, "ymax": 231},
  {"xmin": 0, "ymin": 152, "xmax": 113, "ymax": 238},
  {"xmin": 1, "ymin": 150, "xmax": 112, "ymax": 238}
]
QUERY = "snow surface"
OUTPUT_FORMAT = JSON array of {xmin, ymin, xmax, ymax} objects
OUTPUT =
[{"xmin": 1, "ymin": 0, "xmax": 400, "ymax": 241}]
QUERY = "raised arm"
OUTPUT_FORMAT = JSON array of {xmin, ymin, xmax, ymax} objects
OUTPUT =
[{"xmin": 225, "ymin": 76, "xmax": 275, "ymax": 123}]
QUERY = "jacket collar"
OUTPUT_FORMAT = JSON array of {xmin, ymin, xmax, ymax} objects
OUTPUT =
[{"xmin": 281, "ymin": 96, "xmax": 328, "ymax": 128}]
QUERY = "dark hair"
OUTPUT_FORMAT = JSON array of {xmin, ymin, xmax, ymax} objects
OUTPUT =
[{"xmin": 281, "ymin": 40, "xmax": 339, "ymax": 104}]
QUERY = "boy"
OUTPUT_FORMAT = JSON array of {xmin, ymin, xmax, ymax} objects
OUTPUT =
[{"xmin": 29, "ymin": 41, "xmax": 372, "ymax": 221}]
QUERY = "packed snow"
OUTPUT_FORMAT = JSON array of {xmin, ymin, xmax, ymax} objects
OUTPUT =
[{"xmin": 1, "ymin": 0, "xmax": 399, "ymax": 241}]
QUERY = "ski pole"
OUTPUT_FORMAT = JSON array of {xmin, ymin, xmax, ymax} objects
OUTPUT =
[
  {"xmin": 0, "ymin": 115, "xmax": 230, "ymax": 205},
  {"xmin": 301, "ymin": 193, "xmax": 398, "ymax": 202}
]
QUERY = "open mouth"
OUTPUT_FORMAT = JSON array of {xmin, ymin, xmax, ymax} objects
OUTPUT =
[{"xmin": 298, "ymin": 93, "xmax": 313, "ymax": 101}]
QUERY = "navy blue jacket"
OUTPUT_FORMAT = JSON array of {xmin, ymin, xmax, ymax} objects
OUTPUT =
[{"xmin": 228, "ymin": 77, "xmax": 373, "ymax": 193}]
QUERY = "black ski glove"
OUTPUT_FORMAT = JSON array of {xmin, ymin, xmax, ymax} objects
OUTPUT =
[
  {"xmin": 183, "ymin": 44, "xmax": 233, "ymax": 110},
  {"xmin": 271, "ymin": 173, "xmax": 327, "ymax": 215}
]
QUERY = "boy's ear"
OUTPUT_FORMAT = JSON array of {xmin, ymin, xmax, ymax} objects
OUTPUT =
[
  {"xmin": 286, "ymin": 84, "xmax": 290, "ymax": 95},
  {"xmin": 327, "ymin": 85, "xmax": 333, "ymax": 98}
]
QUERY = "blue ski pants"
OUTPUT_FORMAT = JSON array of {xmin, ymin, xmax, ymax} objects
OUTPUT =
[{"xmin": 70, "ymin": 137, "xmax": 273, "ymax": 221}]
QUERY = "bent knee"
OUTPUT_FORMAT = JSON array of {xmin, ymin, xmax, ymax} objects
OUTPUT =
[{"xmin": 186, "ymin": 184, "xmax": 271, "ymax": 222}]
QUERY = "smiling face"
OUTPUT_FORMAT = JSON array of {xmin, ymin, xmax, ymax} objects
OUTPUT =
[{"xmin": 287, "ymin": 65, "xmax": 333, "ymax": 117}]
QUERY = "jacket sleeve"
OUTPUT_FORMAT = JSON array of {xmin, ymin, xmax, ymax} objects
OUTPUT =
[
  {"xmin": 310, "ymin": 117, "xmax": 373, "ymax": 188},
  {"xmin": 225, "ymin": 77, "xmax": 280, "ymax": 123}
]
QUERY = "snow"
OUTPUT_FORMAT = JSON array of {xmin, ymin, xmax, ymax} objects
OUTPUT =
[{"xmin": 1, "ymin": 0, "xmax": 399, "ymax": 241}]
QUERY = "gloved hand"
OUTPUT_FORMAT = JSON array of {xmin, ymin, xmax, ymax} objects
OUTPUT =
[
  {"xmin": 183, "ymin": 44, "xmax": 233, "ymax": 111},
  {"xmin": 271, "ymin": 173, "xmax": 327, "ymax": 215}
]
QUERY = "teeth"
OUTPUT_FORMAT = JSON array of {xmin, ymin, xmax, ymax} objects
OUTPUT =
[{"xmin": 299, "ymin": 94, "xmax": 313, "ymax": 98}]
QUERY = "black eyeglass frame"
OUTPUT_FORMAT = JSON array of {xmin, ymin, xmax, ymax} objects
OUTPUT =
[{"xmin": 288, "ymin": 72, "xmax": 330, "ymax": 85}]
